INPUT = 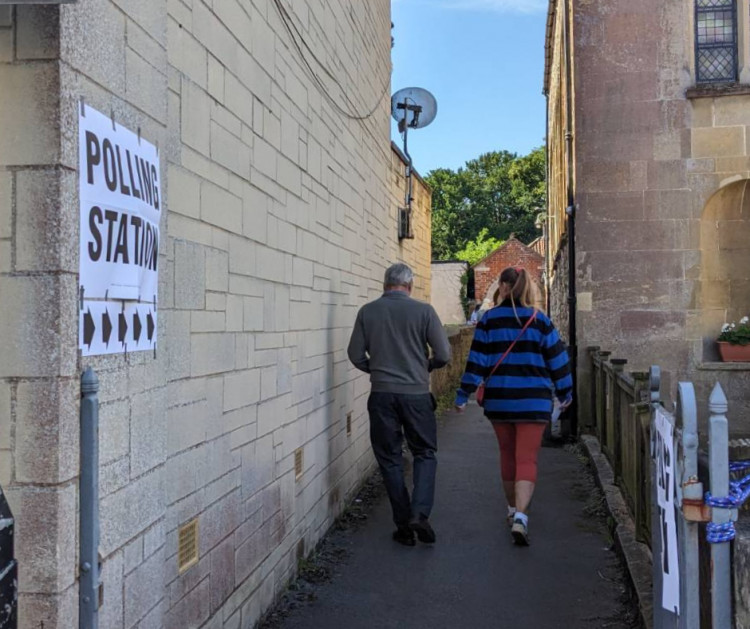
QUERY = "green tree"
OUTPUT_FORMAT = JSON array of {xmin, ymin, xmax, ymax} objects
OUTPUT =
[
  {"xmin": 453, "ymin": 228, "xmax": 504, "ymax": 266},
  {"xmin": 426, "ymin": 146, "xmax": 546, "ymax": 260}
]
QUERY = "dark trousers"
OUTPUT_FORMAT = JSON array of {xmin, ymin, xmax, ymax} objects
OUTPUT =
[{"xmin": 367, "ymin": 392, "xmax": 438, "ymax": 526}]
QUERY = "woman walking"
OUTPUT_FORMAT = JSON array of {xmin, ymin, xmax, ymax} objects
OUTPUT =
[{"xmin": 454, "ymin": 267, "xmax": 572, "ymax": 545}]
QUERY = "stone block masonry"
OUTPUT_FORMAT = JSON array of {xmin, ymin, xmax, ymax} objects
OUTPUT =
[
  {"xmin": 546, "ymin": 0, "xmax": 750, "ymax": 434},
  {"xmin": 0, "ymin": 2, "xmax": 432, "ymax": 628}
]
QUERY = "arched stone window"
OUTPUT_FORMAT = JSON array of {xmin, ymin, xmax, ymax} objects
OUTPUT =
[{"xmin": 698, "ymin": 178, "xmax": 750, "ymax": 358}]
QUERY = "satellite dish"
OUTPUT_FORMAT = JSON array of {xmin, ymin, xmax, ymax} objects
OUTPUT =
[
  {"xmin": 391, "ymin": 87, "xmax": 437, "ymax": 130},
  {"xmin": 391, "ymin": 87, "xmax": 438, "ymax": 225}
]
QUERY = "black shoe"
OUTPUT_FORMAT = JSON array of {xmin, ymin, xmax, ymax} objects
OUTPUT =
[
  {"xmin": 410, "ymin": 518, "xmax": 436, "ymax": 544},
  {"xmin": 393, "ymin": 526, "xmax": 416, "ymax": 546}
]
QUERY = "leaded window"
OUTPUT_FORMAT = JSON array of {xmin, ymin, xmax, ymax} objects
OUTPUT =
[{"xmin": 695, "ymin": 0, "xmax": 738, "ymax": 83}]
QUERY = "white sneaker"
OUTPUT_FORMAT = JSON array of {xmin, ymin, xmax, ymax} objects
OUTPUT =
[{"xmin": 511, "ymin": 517, "xmax": 530, "ymax": 546}]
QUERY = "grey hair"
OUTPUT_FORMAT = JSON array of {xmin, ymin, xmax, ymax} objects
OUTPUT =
[{"xmin": 384, "ymin": 263, "xmax": 414, "ymax": 288}]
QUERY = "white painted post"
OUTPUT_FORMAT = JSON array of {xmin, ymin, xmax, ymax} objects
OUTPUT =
[
  {"xmin": 709, "ymin": 382, "xmax": 732, "ymax": 629},
  {"xmin": 676, "ymin": 382, "xmax": 699, "ymax": 629}
]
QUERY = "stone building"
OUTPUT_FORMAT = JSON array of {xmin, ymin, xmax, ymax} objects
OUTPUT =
[
  {"xmin": 0, "ymin": 2, "xmax": 432, "ymax": 628},
  {"xmin": 390, "ymin": 142, "xmax": 432, "ymax": 299},
  {"xmin": 545, "ymin": 0, "xmax": 750, "ymax": 434},
  {"xmin": 472, "ymin": 238, "xmax": 545, "ymax": 308}
]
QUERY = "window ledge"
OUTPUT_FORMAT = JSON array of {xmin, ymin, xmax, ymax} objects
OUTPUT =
[
  {"xmin": 687, "ymin": 83, "xmax": 750, "ymax": 99},
  {"xmin": 697, "ymin": 361, "xmax": 750, "ymax": 371}
]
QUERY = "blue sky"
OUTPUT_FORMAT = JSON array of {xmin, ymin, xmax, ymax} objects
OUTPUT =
[{"xmin": 390, "ymin": 0, "xmax": 548, "ymax": 176}]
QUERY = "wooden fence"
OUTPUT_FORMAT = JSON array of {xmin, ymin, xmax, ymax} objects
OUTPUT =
[{"xmin": 589, "ymin": 347, "xmax": 653, "ymax": 545}]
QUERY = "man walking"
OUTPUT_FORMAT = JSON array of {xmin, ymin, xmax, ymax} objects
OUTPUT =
[{"xmin": 347, "ymin": 263, "xmax": 451, "ymax": 546}]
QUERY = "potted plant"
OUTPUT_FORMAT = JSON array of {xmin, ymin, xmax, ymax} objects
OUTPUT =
[{"xmin": 717, "ymin": 316, "xmax": 750, "ymax": 362}]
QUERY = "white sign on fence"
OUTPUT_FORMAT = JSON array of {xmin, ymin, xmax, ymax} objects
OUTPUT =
[
  {"xmin": 654, "ymin": 405, "xmax": 680, "ymax": 614},
  {"xmin": 78, "ymin": 103, "xmax": 160, "ymax": 355}
]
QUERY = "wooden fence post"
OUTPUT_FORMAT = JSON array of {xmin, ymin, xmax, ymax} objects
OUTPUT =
[{"xmin": 611, "ymin": 358, "xmax": 627, "ymax": 481}]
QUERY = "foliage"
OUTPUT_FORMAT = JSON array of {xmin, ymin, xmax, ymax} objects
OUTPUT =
[
  {"xmin": 718, "ymin": 316, "xmax": 750, "ymax": 346},
  {"xmin": 459, "ymin": 270, "xmax": 471, "ymax": 320},
  {"xmin": 453, "ymin": 228, "xmax": 504, "ymax": 267},
  {"xmin": 427, "ymin": 146, "xmax": 546, "ymax": 261}
]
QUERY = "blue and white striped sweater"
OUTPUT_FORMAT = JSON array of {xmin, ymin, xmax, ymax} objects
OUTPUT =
[{"xmin": 455, "ymin": 303, "xmax": 573, "ymax": 422}]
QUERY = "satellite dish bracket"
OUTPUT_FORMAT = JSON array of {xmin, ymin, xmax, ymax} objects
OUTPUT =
[{"xmin": 390, "ymin": 88, "xmax": 437, "ymax": 227}]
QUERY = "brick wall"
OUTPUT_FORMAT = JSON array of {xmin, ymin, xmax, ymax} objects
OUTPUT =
[
  {"xmin": 472, "ymin": 238, "xmax": 544, "ymax": 305},
  {"xmin": 0, "ymin": 2, "xmax": 433, "ymax": 628}
]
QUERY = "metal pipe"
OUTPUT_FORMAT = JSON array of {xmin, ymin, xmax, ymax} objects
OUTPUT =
[
  {"xmin": 402, "ymin": 108, "xmax": 413, "ymax": 212},
  {"xmin": 562, "ymin": 0, "xmax": 578, "ymax": 435},
  {"xmin": 544, "ymin": 94, "xmax": 551, "ymax": 315},
  {"xmin": 80, "ymin": 367, "xmax": 100, "ymax": 629}
]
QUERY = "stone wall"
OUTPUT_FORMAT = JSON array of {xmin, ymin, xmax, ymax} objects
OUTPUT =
[
  {"xmin": 735, "ymin": 516, "xmax": 750, "ymax": 628},
  {"xmin": 431, "ymin": 261, "xmax": 468, "ymax": 325},
  {"xmin": 0, "ymin": 2, "xmax": 432, "ymax": 628},
  {"xmin": 0, "ymin": 5, "xmax": 80, "ymax": 626},
  {"xmin": 548, "ymin": 244, "xmax": 570, "ymax": 346},
  {"xmin": 390, "ymin": 142, "xmax": 432, "ymax": 299},
  {"xmin": 430, "ymin": 327, "xmax": 474, "ymax": 401},
  {"xmin": 544, "ymin": 0, "xmax": 750, "ymax": 435}
]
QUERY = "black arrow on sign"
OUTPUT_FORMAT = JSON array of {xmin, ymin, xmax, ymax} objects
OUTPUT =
[
  {"xmin": 118, "ymin": 312, "xmax": 128, "ymax": 344},
  {"xmin": 147, "ymin": 311, "xmax": 155, "ymax": 341},
  {"xmin": 102, "ymin": 309, "xmax": 113, "ymax": 347},
  {"xmin": 83, "ymin": 309, "xmax": 95, "ymax": 348},
  {"xmin": 133, "ymin": 311, "xmax": 142, "ymax": 344}
]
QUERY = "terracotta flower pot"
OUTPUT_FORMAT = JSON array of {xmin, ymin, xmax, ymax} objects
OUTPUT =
[{"xmin": 717, "ymin": 341, "xmax": 750, "ymax": 362}]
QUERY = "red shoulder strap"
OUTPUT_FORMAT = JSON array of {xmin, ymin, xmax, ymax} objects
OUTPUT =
[{"xmin": 483, "ymin": 309, "xmax": 538, "ymax": 382}]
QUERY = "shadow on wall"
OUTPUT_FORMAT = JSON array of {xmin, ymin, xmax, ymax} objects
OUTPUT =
[{"xmin": 698, "ymin": 178, "xmax": 750, "ymax": 361}]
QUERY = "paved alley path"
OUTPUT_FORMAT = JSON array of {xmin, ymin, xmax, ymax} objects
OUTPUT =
[{"xmin": 272, "ymin": 403, "xmax": 636, "ymax": 629}]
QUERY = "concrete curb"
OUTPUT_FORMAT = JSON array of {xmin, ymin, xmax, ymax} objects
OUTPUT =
[{"xmin": 581, "ymin": 434, "xmax": 654, "ymax": 629}]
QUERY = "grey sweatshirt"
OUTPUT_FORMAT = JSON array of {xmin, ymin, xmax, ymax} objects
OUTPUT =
[{"xmin": 347, "ymin": 290, "xmax": 451, "ymax": 394}]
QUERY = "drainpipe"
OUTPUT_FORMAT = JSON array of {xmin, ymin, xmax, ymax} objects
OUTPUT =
[
  {"xmin": 80, "ymin": 368, "xmax": 101, "ymax": 629},
  {"xmin": 562, "ymin": 0, "xmax": 578, "ymax": 436},
  {"xmin": 544, "ymin": 95, "xmax": 551, "ymax": 315}
]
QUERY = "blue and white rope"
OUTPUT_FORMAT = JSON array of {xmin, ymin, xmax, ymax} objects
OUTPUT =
[{"xmin": 705, "ymin": 460, "xmax": 750, "ymax": 543}]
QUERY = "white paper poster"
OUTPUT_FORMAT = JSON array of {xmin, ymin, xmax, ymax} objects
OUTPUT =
[
  {"xmin": 78, "ymin": 103, "xmax": 160, "ymax": 355},
  {"xmin": 654, "ymin": 405, "xmax": 680, "ymax": 614}
]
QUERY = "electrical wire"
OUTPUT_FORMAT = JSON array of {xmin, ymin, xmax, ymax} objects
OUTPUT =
[
  {"xmin": 273, "ymin": 0, "xmax": 386, "ymax": 120},
  {"xmin": 271, "ymin": 0, "xmax": 391, "ymax": 122}
]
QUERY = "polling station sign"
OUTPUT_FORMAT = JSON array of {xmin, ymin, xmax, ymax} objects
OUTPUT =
[
  {"xmin": 654, "ymin": 405, "xmax": 680, "ymax": 614},
  {"xmin": 79, "ymin": 103, "xmax": 160, "ymax": 356}
]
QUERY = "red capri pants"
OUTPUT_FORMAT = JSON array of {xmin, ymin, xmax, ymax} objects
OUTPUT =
[{"xmin": 492, "ymin": 423, "xmax": 547, "ymax": 483}]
